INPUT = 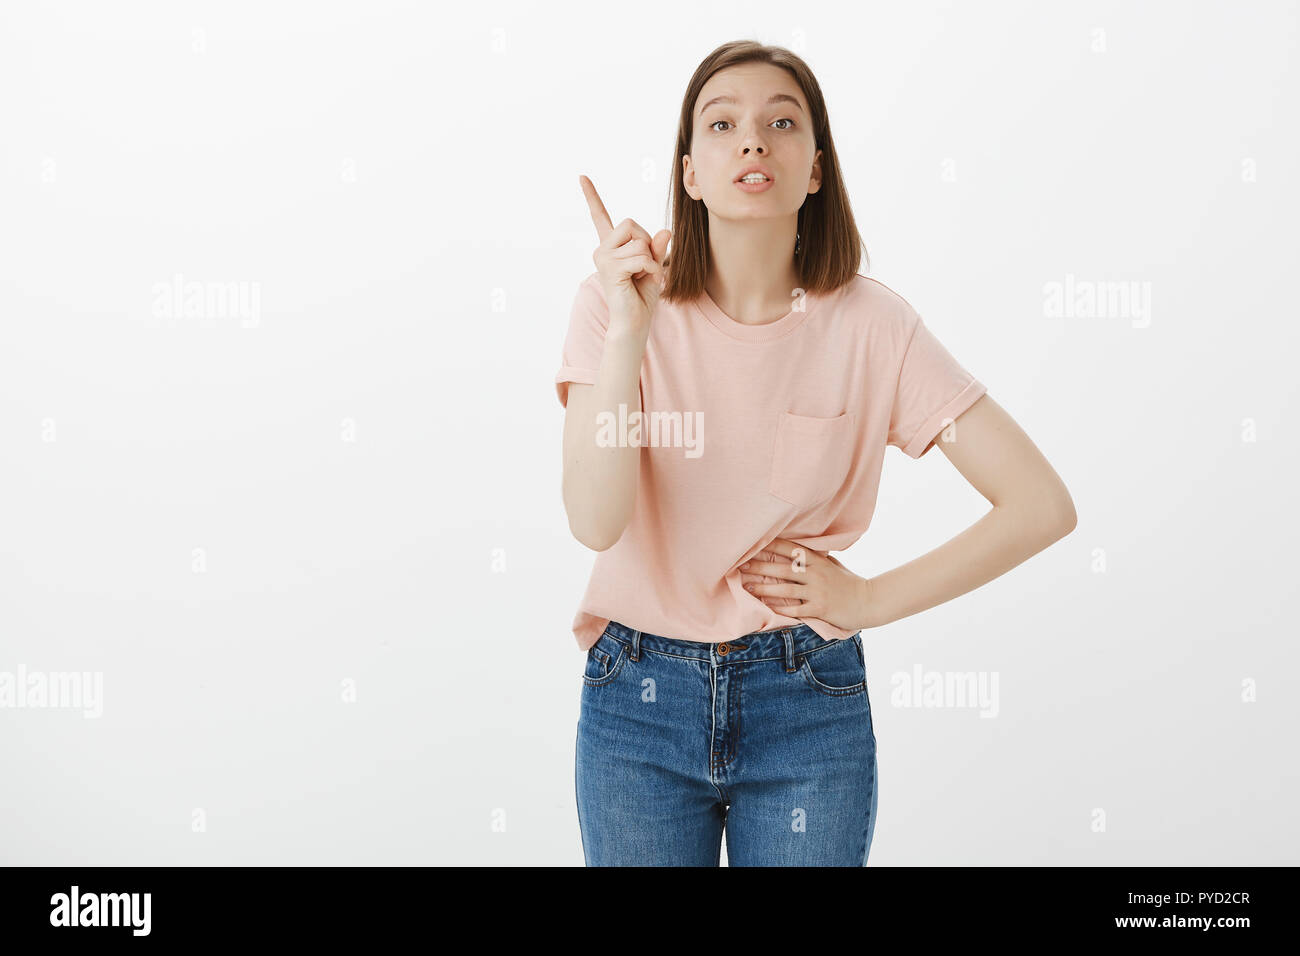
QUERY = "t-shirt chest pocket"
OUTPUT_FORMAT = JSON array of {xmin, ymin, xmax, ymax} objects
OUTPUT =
[{"xmin": 768, "ymin": 410, "xmax": 855, "ymax": 510}]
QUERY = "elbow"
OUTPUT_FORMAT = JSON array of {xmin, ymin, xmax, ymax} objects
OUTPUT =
[
  {"xmin": 1049, "ymin": 494, "xmax": 1077, "ymax": 540},
  {"xmin": 573, "ymin": 530, "xmax": 621, "ymax": 553},
  {"xmin": 1002, "ymin": 491, "xmax": 1076, "ymax": 545},
  {"xmin": 561, "ymin": 472, "xmax": 632, "ymax": 551},
  {"xmin": 567, "ymin": 516, "xmax": 624, "ymax": 552}
]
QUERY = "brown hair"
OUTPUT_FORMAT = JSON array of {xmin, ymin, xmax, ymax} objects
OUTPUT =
[{"xmin": 660, "ymin": 40, "xmax": 868, "ymax": 303}]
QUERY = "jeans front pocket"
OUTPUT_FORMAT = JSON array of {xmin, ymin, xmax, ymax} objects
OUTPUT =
[
  {"xmin": 768, "ymin": 410, "xmax": 854, "ymax": 510},
  {"xmin": 799, "ymin": 633, "xmax": 868, "ymax": 696},
  {"xmin": 582, "ymin": 633, "xmax": 628, "ymax": 687}
]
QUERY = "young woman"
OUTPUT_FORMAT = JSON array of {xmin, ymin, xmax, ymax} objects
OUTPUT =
[{"xmin": 556, "ymin": 40, "xmax": 1076, "ymax": 866}]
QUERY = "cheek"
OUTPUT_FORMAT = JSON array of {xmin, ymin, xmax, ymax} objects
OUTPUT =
[
  {"xmin": 702, "ymin": 171, "xmax": 728, "ymax": 194},
  {"xmin": 691, "ymin": 144, "xmax": 730, "ymax": 181}
]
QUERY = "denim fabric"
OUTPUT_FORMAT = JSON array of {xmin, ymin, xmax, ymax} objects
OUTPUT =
[{"xmin": 576, "ymin": 619, "xmax": 878, "ymax": 866}]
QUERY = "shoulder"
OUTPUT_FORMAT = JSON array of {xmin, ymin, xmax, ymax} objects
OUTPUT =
[
  {"xmin": 824, "ymin": 273, "xmax": 923, "ymax": 339},
  {"xmin": 569, "ymin": 270, "xmax": 609, "ymax": 323}
]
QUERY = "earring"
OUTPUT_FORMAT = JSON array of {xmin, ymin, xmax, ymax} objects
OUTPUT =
[{"xmin": 794, "ymin": 231, "xmax": 801, "ymax": 255}]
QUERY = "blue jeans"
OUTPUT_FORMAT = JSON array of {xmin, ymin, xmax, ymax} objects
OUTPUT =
[{"xmin": 576, "ymin": 619, "xmax": 878, "ymax": 866}]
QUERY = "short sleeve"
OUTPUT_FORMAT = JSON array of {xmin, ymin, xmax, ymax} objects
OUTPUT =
[
  {"xmin": 887, "ymin": 311, "xmax": 987, "ymax": 458},
  {"xmin": 554, "ymin": 273, "xmax": 610, "ymax": 408}
]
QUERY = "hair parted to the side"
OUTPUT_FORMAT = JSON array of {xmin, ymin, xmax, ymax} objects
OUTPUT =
[{"xmin": 659, "ymin": 40, "xmax": 868, "ymax": 304}]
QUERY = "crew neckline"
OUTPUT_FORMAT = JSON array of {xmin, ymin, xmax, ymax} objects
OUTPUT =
[{"xmin": 693, "ymin": 286, "xmax": 819, "ymax": 342}]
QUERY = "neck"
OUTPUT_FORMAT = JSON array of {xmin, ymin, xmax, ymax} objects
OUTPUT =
[{"xmin": 703, "ymin": 214, "xmax": 801, "ymax": 324}]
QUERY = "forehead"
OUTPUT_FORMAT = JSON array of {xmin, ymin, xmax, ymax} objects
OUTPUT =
[{"xmin": 695, "ymin": 63, "xmax": 807, "ymax": 116}]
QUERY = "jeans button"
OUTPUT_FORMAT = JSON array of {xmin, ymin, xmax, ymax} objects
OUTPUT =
[{"xmin": 717, "ymin": 643, "xmax": 729, "ymax": 655}]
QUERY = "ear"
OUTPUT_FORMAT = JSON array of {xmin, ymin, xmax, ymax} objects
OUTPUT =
[
  {"xmin": 808, "ymin": 148, "xmax": 823, "ymax": 195},
  {"xmin": 682, "ymin": 153, "xmax": 701, "ymax": 201}
]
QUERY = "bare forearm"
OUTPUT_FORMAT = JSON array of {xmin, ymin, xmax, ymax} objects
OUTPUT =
[
  {"xmin": 859, "ymin": 504, "xmax": 1075, "ymax": 629},
  {"xmin": 561, "ymin": 320, "xmax": 649, "ymax": 550}
]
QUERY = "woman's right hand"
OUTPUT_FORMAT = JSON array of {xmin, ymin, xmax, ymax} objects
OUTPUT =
[{"xmin": 580, "ymin": 175, "xmax": 672, "ymax": 335}]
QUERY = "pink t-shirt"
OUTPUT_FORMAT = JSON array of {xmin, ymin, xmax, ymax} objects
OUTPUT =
[{"xmin": 555, "ymin": 271, "xmax": 987, "ymax": 652}]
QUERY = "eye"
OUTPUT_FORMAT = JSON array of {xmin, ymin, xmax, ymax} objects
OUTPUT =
[{"xmin": 707, "ymin": 118, "xmax": 797, "ymax": 133}]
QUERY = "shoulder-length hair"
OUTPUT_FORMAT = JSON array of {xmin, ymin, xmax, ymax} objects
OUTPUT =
[{"xmin": 660, "ymin": 40, "xmax": 869, "ymax": 303}]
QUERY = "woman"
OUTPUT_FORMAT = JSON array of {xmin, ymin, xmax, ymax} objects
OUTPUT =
[{"xmin": 556, "ymin": 40, "xmax": 1076, "ymax": 866}]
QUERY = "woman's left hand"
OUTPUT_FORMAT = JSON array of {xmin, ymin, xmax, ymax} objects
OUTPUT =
[{"xmin": 739, "ymin": 537, "xmax": 874, "ymax": 631}]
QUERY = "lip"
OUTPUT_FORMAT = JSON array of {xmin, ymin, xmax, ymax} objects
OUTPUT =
[
  {"xmin": 734, "ymin": 177, "xmax": 774, "ymax": 193},
  {"xmin": 733, "ymin": 164, "xmax": 774, "ymax": 183}
]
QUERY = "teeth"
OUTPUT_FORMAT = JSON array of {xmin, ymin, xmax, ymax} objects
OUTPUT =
[{"xmin": 739, "ymin": 174, "xmax": 769, "ymax": 183}]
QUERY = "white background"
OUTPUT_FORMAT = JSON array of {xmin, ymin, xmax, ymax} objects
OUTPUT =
[{"xmin": 1, "ymin": 0, "xmax": 1296, "ymax": 865}]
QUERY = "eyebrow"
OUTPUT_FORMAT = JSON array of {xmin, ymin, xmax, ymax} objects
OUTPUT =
[{"xmin": 698, "ymin": 93, "xmax": 805, "ymax": 116}]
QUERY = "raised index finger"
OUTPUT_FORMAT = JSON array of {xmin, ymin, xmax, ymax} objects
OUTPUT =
[{"xmin": 579, "ymin": 175, "xmax": 614, "ymax": 242}]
